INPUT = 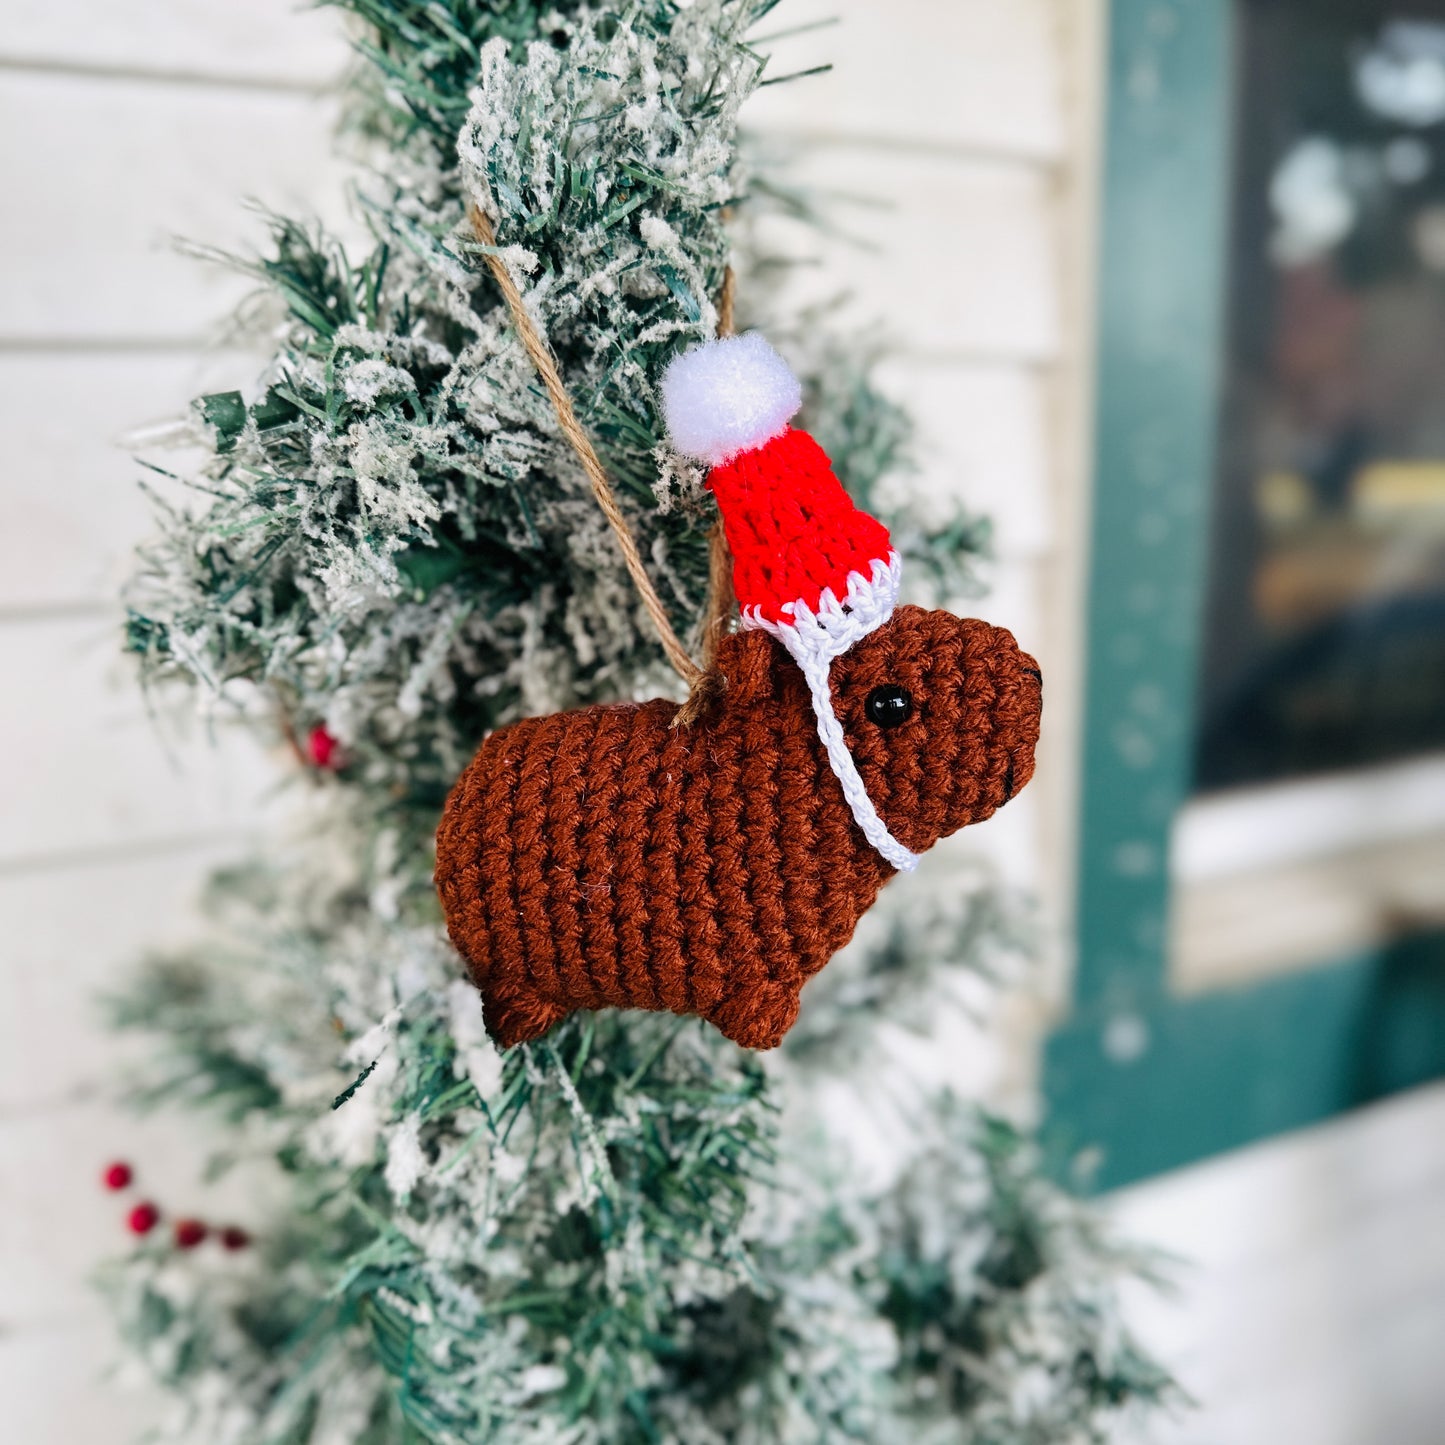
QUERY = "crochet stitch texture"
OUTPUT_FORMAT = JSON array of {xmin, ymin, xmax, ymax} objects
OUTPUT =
[
  {"xmin": 708, "ymin": 428, "xmax": 895, "ymax": 628},
  {"xmin": 435, "ymin": 608, "xmax": 1042, "ymax": 1049}
]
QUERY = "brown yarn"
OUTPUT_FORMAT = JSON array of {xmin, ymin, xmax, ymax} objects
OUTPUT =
[
  {"xmin": 442, "ymin": 223, "xmax": 1048, "ymax": 1051},
  {"xmin": 699, "ymin": 519, "xmax": 737, "ymax": 669},
  {"xmin": 470, "ymin": 206, "xmax": 740, "ymax": 718},
  {"xmin": 672, "ymin": 267, "xmax": 738, "ymax": 724},
  {"xmin": 701, "ymin": 262, "xmax": 738, "ymax": 669},
  {"xmin": 716, "ymin": 264, "xmax": 736, "ymax": 338},
  {"xmin": 670, "ymin": 522, "xmax": 736, "ymax": 727},
  {"xmin": 705, "ymin": 267, "xmax": 739, "ymax": 661},
  {"xmin": 435, "ymin": 608, "xmax": 1043, "ymax": 1049},
  {"xmin": 468, "ymin": 202, "xmax": 705, "ymax": 688}
]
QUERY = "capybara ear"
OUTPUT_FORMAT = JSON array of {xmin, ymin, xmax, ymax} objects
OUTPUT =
[{"xmin": 712, "ymin": 628, "xmax": 783, "ymax": 708}]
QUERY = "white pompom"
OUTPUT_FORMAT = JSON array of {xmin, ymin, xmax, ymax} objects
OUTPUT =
[{"xmin": 660, "ymin": 332, "xmax": 803, "ymax": 466}]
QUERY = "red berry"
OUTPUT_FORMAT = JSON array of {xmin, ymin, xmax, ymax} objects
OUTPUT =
[
  {"xmin": 174, "ymin": 1218, "xmax": 207, "ymax": 1249},
  {"xmin": 307, "ymin": 725, "xmax": 340, "ymax": 769},
  {"xmin": 103, "ymin": 1161, "xmax": 133, "ymax": 1191},
  {"xmin": 127, "ymin": 1202, "xmax": 160, "ymax": 1235},
  {"xmin": 220, "ymin": 1226, "xmax": 251, "ymax": 1252}
]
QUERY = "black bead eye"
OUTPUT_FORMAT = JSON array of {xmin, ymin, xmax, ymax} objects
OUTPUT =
[{"xmin": 865, "ymin": 684, "xmax": 913, "ymax": 729}]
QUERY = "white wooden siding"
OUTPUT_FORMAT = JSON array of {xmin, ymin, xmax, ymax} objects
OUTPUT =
[
  {"xmin": 0, "ymin": 352, "xmax": 242, "ymax": 612},
  {"xmin": 0, "ymin": 845, "xmax": 265, "ymax": 1440},
  {"xmin": 0, "ymin": 617, "xmax": 276, "ymax": 866},
  {"xmin": 3, "ymin": 0, "xmax": 345, "ymax": 86},
  {"xmin": 0, "ymin": 74, "xmax": 346, "ymax": 342},
  {"xmin": 0, "ymin": 9, "xmax": 351, "ymax": 1434},
  {"xmin": 744, "ymin": 0, "xmax": 1063, "ymax": 159},
  {"xmin": 761, "ymin": 149, "xmax": 1062, "ymax": 363},
  {"xmin": 7, "ymin": 5, "xmax": 1443, "ymax": 1443},
  {"xmin": 1108, "ymin": 1082, "xmax": 1445, "ymax": 1445},
  {"xmin": 0, "ymin": 6, "xmax": 1070, "ymax": 1431}
]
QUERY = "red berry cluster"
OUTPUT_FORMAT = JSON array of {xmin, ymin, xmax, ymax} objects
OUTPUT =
[
  {"xmin": 307, "ymin": 724, "xmax": 343, "ymax": 770},
  {"xmin": 102, "ymin": 1160, "xmax": 251, "ymax": 1252}
]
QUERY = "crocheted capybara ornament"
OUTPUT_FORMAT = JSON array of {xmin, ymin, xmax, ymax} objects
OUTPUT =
[{"xmin": 435, "ymin": 334, "xmax": 1042, "ymax": 1051}]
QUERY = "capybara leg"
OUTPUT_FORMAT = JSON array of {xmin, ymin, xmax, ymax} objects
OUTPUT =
[
  {"xmin": 482, "ymin": 985, "xmax": 569, "ymax": 1049},
  {"xmin": 706, "ymin": 980, "xmax": 801, "ymax": 1051}
]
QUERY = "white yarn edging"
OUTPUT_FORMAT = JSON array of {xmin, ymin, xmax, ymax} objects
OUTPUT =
[{"xmin": 746, "ymin": 553, "xmax": 921, "ymax": 873}]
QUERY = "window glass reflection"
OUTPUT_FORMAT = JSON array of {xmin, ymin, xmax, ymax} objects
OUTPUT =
[{"xmin": 1195, "ymin": 0, "xmax": 1445, "ymax": 791}]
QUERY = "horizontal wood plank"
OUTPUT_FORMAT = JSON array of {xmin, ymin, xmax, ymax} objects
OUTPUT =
[
  {"xmin": 746, "ymin": 0, "xmax": 1064, "ymax": 160},
  {"xmin": 3, "ymin": 0, "xmax": 348, "ymax": 87},
  {"xmin": 0, "ymin": 851, "xmax": 291, "ymax": 1354},
  {"xmin": 0, "ymin": 90, "xmax": 1057, "ymax": 358},
  {"xmin": 0, "ymin": 349, "xmax": 1055, "ymax": 615},
  {"xmin": 0, "ymin": 73, "xmax": 346, "ymax": 342},
  {"xmin": 0, "ymin": 845, "xmax": 243, "ymax": 1112},
  {"xmin": 1171, "ymin": 833, "xmax": 1445, "ymax": 994},
  {"xmin": 0, "ymin": 615, "xmax": 276, "ymax": 869},
  {"xmin": 876, "ymin": 360, "xmax": 1055, "ymax": 560},
  {"xmin": 0, "ymin": 1321, "xmax": 162, "ymax": 1440},
  {"xmin": 757, "ymin": 149, "xmax": 1061, "ymax": 364},
  {"xmin": 1108, "ymin": 1083, "xmax": 1445, "ymax": 1445},
  {"xmin": 0, "ymin": 1094, "xmax": 272, "ymax": 1328},
  {"xmin": 0, "ymin": 351, "xmax": 265, "ymax": 612},
  {"xmin": 4, "ymin": 1, "xmax": 1062, "ymax": 159}
]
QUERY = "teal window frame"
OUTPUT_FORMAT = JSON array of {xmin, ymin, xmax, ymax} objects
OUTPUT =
[{"xmin": 1042, "ymin": 0, "xmax": 1445, "ymax": 1193}]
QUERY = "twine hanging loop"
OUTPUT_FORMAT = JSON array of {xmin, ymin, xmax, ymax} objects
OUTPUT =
[{"xmin": 467, "ymin": 203, "xmax": 706, "ymax": 689}]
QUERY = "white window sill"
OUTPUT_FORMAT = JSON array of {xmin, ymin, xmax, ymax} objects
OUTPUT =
[{"xmin": 1168, "ymin": 755, "xmax": 1445, "ymax": 993}]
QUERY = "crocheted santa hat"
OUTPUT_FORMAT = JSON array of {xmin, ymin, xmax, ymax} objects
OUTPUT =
[{"xmin": 661, "ymin": 333, "xmax": 919, "ymax": 872}]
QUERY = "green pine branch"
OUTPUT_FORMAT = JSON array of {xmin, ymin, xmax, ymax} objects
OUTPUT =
[{"xmin": 103, "ymin": 4, "xmax": 1171, "ymax": 1442}]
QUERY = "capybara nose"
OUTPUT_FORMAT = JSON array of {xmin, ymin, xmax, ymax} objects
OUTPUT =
[
  {"xmin": 957, "ymin": 620, "xmax": 1040, "ymax": 694},
  {"xmin": 986, "ymin": 624, "xmax": 1041, "ymax": 698},
  {"xmin": 952, "ymin": 621, "xmax": 1042, "ymax": 817}
]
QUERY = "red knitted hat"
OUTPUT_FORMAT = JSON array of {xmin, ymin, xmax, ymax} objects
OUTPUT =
[
  {"xmin": 661, "ymin": 334, "xmax": 917, "ymax": 872},
  {"xmin": 709, "ymin": 431, "xmax": 898, "ymax": 629}
]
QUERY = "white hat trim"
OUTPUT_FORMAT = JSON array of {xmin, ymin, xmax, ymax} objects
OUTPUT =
[{"xmin": 744, "ymin": 552, "xmax": 920, "ymax": 873}]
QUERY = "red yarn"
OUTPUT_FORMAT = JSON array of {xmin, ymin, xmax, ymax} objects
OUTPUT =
[
  {"xmin": 707, "ymin": 428, "xmax": 893, "ymax": 625},
  {"xmin": 127, "ymin": 1202, "xmax": 160, "ymax": 1235},
  {"xmin": 174, "ymin": 1219, "xmax": 208, "ymax": 1249},
  {"xmin": 103, "ymin": 1161, "xmax": 133, "ymax": 1191}
]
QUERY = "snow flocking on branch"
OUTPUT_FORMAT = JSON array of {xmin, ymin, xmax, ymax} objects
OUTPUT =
[{"xmin": 105, "ymin": 3, "xmax": 1171, "ymax": 1443}]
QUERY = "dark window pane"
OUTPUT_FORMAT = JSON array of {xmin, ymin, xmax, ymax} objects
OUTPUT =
[{"xmin": 1194, "ymin": 0, "xmax": 1445, "ymax": 792}]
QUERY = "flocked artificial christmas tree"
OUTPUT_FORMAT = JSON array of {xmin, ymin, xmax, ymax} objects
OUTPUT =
[{"xmin": 106, "ymin": 2, "xmax": 1172, "ymax": 1440}]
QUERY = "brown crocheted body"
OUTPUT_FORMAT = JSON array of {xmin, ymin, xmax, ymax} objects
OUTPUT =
[{"xmin": 435, "ymin": 608, "xmax": 1041, "ymax": 1050}]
